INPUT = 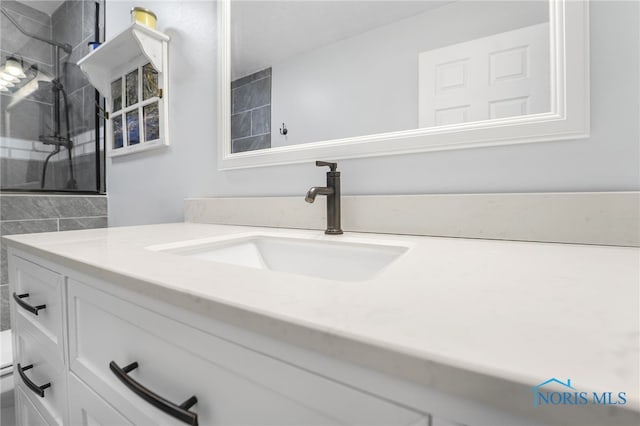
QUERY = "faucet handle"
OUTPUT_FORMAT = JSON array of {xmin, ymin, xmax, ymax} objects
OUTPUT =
[{"xmin": 315, "ymin": 161, "xmax": 337, "ymax": 171}]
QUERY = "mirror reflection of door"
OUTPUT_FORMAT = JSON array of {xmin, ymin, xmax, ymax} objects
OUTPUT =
[
  {"xmin": 231, "ymin": 0, "xmax": 551, "ymax": 153},
  {"xmin": 418, "ymin": 23, "xmax": 549, "ymax": 127}
]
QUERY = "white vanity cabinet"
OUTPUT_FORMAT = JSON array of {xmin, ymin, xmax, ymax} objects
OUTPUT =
[
  {"xmin": 14, "ymin": 385, "xmax": 50, "ymax": 426},
  {"xmin": 9, "ymin": 249, "xmax": 429, "ymax": 426},
  {"xmin": 10, "ymin": 256, "xmax": 68, "ymax": 426}
]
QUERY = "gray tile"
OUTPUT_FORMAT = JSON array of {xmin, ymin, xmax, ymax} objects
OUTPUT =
[
  {"xmin": 1, "ymin": 1, "xmax": 51, "ymax": 25},
  {"xmin": 27, "ymin": 80, "xmax": 55, "ymax": 104},
  {"xmin": 59, "ymin": 216, "xmax": 107, "ymax": 231},
  {"xmin": 67, "ymin": 88, "xmax": 85, "ymax": 136},
  {"xmin": 43, "ymin": 156, "xmax": 62, "ymax": 190},
  {"xmin": 71, "ymin": 152, "xmax": 98, "ymax": 191},
  {"xmin": 0, "ymin": 196, "xmax": 53, "ymax": 221},
  {"xmin": 83, "ymin": 85, "xmax": 98, "ymax": 132},
  {"xmin": 232, "ymin": 133, "xmax": 271, "ymax": 153},
  {"xmin": 0, "ymin": 94, "xmax": 53, "ymax": 141},
  {"xmin": 0, "ymin": 285, "xmax": 10, "ymax": 331},
  {"xmin": 53, "ymin": 0, "xmax": 83, "ymax": 49},
  {"xmin": 0, "ymin": 9, "xmax": 53, "ymax": 65},
  {"xmin": 1, "ymin": 248, "xmax": 6, "ymax": 286},
  {"xmin": 0, "ymin": 219, "xmax": 58, "ymax": 284},
  {"xmin": 0, "ymin": 158, "xmax": 44, "ymax": 189},
  {"xmin": 62, "ymin": 42, "xmax": 91, "ymax": 94},
  {"xmin": 82, "ymin": 0, "xmax": 99, "ymax": 41},
  {"xmin": 52, "ymin": 156, "xmax": 75, "ymax": 190},
  {"xmin": 231, "ymin": 67, "xmax": 272, "ymax": 89},
  {"xmin": 51, "ymin": 1, "xmax": 65, "ymax": 18},
  {"xmin": 251, "ymin": 106, "xmax": 271, "ymax": 135},
  {"xmin": 231, "ymin": 111, "xmax": 251, "ymax": 140},
  {"xmin": 0, "ymin": 219, "xmax": 59, "ymax": 236},
  {"xmin": 0, "ymin": 195, "xmax": 107, "ymax": 220},
  {"xmin": 53, "ymin": 195, "xmax": 107, "ymax": 218},
  {"xmin": 232, "ymin": 77, "xmax": 271, "ymax": 114}
]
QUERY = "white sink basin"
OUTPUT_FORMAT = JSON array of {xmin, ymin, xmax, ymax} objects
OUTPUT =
[{"xmin": 149, "ymin": 233, "xmax": 409, "ymax": 281}]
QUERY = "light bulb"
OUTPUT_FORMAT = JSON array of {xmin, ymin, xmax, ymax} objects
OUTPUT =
[{"xmin": 5, "ymin": 58, "xmax": 26, "ymax": 79}]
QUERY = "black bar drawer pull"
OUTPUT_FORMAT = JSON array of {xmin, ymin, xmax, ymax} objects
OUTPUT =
[
  {"xmin": 17, "ymin": 363, "xmax": 51, "ymax": 398},
  {"xmin": 109, "ymin": 361, "xmax": 198, "ymax": 426},
  {"xmin": 13, "ymin": 293, "xmax": 46, "ymax": 316}
]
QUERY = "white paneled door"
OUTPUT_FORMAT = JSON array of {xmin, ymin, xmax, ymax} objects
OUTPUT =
[{"xmin": 419, "ymin": 23, "xmax": 550, "ymax": 127}]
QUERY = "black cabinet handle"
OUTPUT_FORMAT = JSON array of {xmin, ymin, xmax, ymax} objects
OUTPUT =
[
  {"xmin": 17, "ymin": 363, "xmax": 51, "ymax": 398},
  {"xmin": 13, "ymin": 293, "xmax": 46, "ymax": 316},
  {"xmin": 109, "ymin": 361, "xmax": 198, "ymax": 426}
]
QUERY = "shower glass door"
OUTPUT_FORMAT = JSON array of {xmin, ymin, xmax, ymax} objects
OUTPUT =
[{"xmin": 0, "ymin": 0, "xmax": 105, "ymax": 193}]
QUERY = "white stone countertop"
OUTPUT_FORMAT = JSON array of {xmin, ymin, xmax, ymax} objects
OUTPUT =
[{"xmin": 3, "ymin": 223, "xmax": 639, "ymax": 425}]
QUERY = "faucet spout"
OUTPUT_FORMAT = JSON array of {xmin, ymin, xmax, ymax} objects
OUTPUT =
[
  {"xmin": 305, "ymin": 161, "xmax": 342, "ymax": 235},
  {"xmin": 305, "ymin": 186, "xmax": 334, "ymax": 203}
]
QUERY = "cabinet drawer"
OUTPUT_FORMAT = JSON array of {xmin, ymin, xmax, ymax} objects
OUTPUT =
[
  {"xmin": 68, "ymin": 279, "xmax": 424, "ymax": 426},
  {"xmin": 68, "ymin": 373, "xmax": 134, "ymax": 426},
  {"xmin": 10, "ymin": 255, "xmax": 65, "ymax": 357},
  {"xmin": 14, "ymin": 321, "xmax": 67, "ymax": 426},
  {"xmin": 15, "ymin": 384, "xmax": 51, "ymax": 426}
]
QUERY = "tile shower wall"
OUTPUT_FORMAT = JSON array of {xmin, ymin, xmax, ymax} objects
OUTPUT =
[
  {"xmin": 0, "ymin": 1, "xmax": 54, "ymax": 189},
  {"xmin": 0, "ymin": 0, "xmax": 105, "ymax": 192},
  {"xmin": 231, "ymin": 67, "xmax": 271, "ymax": 153},
  {"xmin": 0, "ymin": 194, "xmax": 108, "ymax": 330},
  {"xmin": 50, "ymin": 0, "xmax": 105, "ymax": 191}
]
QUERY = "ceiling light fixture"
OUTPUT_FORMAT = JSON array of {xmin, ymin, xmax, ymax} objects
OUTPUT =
[
  {"xmin": 0, "ymin": 78, "xmax": 15, "ymax": 88},
  {"xmin": 5, "ymin": 57, "xmax": 26, "ymax": 78},
  {"xmin": 0, "ymin": 70, "xmax": 19, "ymax": 83}
]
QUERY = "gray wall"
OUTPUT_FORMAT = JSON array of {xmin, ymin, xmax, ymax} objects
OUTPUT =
[
  {"xmin": 271, "ymin": 1, "xmax": 547, "ymax": 147},
  {"xmin": 106, "ymin": 1, "xmax": 639, "ymax": 227},
  {"xmin": 0, "ymin": 194, "xmax": 108, "ymax": 331},
  {"xmin": 231, "ymin": 67, "xmax": 271, "ymax": 153}
]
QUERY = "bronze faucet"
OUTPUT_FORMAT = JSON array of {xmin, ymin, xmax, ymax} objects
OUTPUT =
[{"xmin": 305, "ymin": 161, "xmax": 343, "ymax": 235}]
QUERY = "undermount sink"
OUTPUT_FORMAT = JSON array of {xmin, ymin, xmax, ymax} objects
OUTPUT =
[{"xmin": 149, "ymin": 233, "xmax": 410, "ymax": 281}]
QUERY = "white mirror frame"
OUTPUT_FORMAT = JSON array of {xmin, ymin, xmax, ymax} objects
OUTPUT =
[{"xmin": 218, "ymin": 0, "xmax": 589, "ymax": 170}]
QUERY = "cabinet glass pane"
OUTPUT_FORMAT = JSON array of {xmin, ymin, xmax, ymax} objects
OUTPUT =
[
  {"xmin": 127, "ymin": 110, "xmax": 140, "ymax": 145},
  {"xmin": 143, "ymin": 102, "xmax": 159, "ymax": 141},
  {"xmin": 125, "ymin": 69, "xmax": 138, "ymax": 106},
  {"xmin": 112, "ymin": 115, "xmax": 123, "ymax": 149},
  {"xmin": 111, "ymin": 78, "xmax": 122, "ymax": 112},
  {"xmin": 142, "ymin": 63, "xmax": 159, "ymax": 100}
]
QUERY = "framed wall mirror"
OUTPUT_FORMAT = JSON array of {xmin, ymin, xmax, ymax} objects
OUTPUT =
[{"xmin": 218, "ymin": 0, "xmax": 589, "ymax": 170}]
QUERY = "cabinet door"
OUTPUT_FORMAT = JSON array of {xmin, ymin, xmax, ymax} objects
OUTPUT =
[
  {"xmin": 68, "ymin": 279, "xmax": 424, "ymax": 426},
  {"xmin": 15, "ymin": 384, "xmax": 50, "ymax": 426},
  {"xmin": 68, "ymin": 373, "xmax": 134, "ymax": 426}
]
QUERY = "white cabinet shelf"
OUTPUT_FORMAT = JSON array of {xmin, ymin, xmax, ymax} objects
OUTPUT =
[{"xmin": 78, "ymin": 23, "xmax": 170, "ymax": 157}]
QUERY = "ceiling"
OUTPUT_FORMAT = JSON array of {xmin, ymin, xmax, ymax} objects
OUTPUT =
[
  {"xmin": 21, "ymin": 0, "xmax": 65, "ymax": 16},
  {"xmin": 231, "ymin": 0, "xmax": 453, "ymax": 79}
]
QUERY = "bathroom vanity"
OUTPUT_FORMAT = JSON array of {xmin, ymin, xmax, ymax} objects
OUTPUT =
[{"xmin": 4, "ymin": 223, "xmax": 639, "ymax": 426}]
